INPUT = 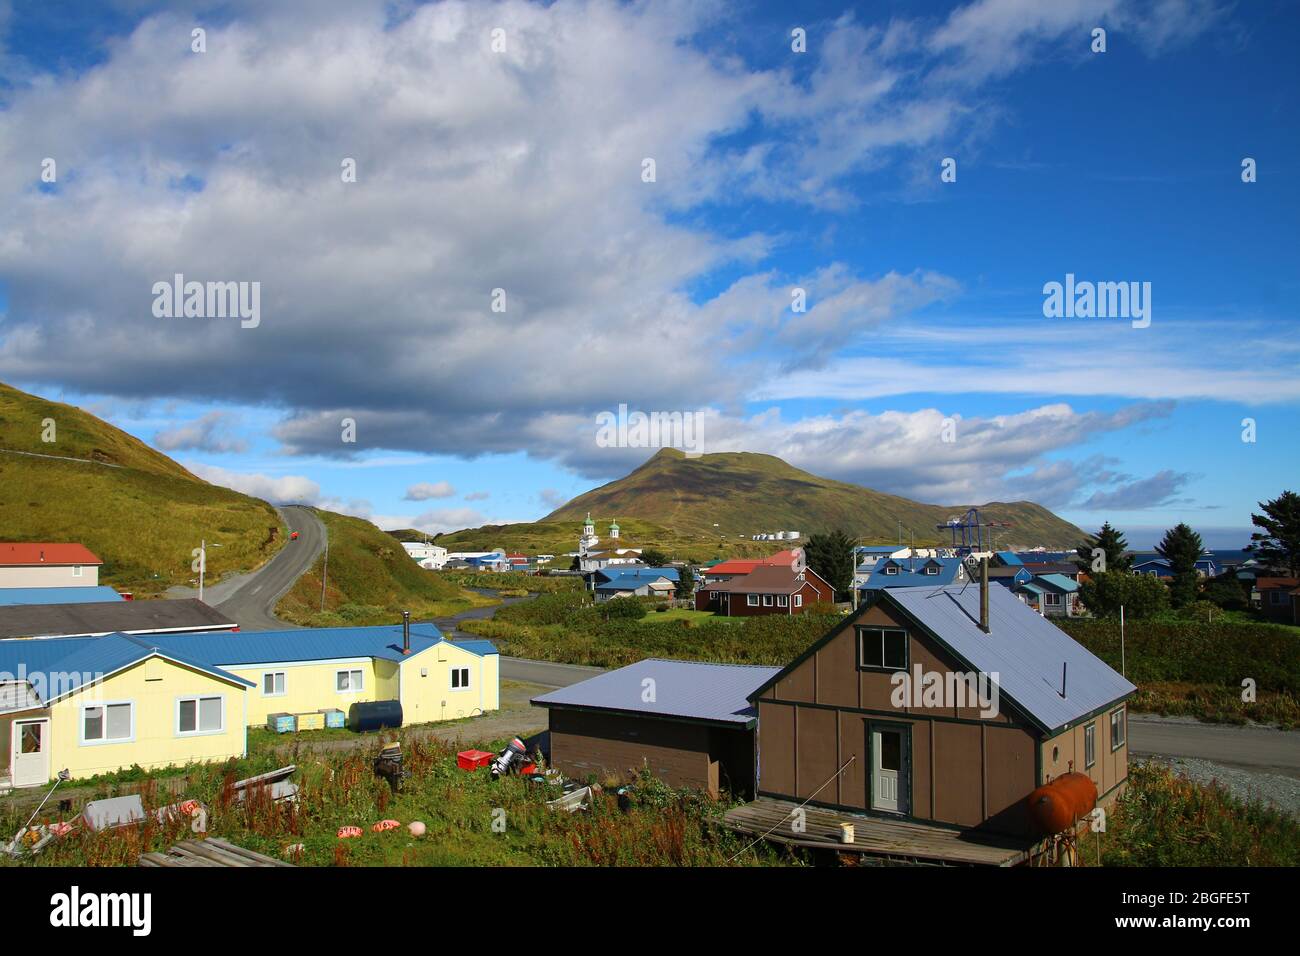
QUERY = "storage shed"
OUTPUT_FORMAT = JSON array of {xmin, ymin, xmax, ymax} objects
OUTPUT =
[{"xmin": 531, "ymin": 659, "xmax": 779, "ymax": 798}]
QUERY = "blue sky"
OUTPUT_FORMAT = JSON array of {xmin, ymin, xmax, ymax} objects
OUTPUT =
[{"xmin": 0, "ymin": 0, "xmax": 1296, "ymax": 549}]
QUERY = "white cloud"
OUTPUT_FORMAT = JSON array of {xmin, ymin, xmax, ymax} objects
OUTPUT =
[
  {"xmin": 188, "ymin": 462, "xmax": 320, "ymax": 503},
  {"xmin": 404, "ymin": 481, "xmax": 456, "ymax": 501},
  {"xmin": 154, "ymin": 410, "xmax": 248, "ymax": 453}
]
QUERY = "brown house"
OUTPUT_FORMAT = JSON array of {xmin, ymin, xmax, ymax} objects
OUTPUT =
[
  {"xmin": 750, "ymin": 581, "xmax": 1135, "ymax": 836},
  {"xmin": 1256, "ymin": 577, "xmax": 1300, "ymax": 624},
  {"xmin": 695, "ymin": 566, "xmax": 833, "ymax": 616},
  {"xmin": 531, "ymin": 659, "xmax": 780, "ymax": 798}
]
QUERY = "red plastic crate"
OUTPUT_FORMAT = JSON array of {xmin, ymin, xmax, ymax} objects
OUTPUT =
[{"xmin": 457, "ymin": 749, "xmax": 494, "ymax": 771}]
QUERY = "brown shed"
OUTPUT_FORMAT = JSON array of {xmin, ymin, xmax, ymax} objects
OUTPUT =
[
  {"xmin": 750, "ymin": 582, "xmax": 1136, "ymax": 836},
  {"xmin": 532, "ymin": 659, "xmax": 780, "ymax": 798}
]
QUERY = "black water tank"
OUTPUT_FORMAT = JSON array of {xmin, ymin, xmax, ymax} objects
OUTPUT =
[{"xmin": 348, "ymin": 699, "xmax": 403, "ymax": 732}]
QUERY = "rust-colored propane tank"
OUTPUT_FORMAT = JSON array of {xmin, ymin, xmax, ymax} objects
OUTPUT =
[{"xmin": 1026, "ymin": 772, "xmax": 1099, "ymax": 835}]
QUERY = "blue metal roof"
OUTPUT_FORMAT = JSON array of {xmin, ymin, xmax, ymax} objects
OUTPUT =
[
  {"xmin": 594, "ymin": 570, "xmax": 677, "ymax": 591},
  {"xmin": 1034, "ymin": 573, "xmax": 1080, "ymax": 593},
  {"xmin": 0, "ymin": 624, "xmax": 498, "ymax": 704},
  {"xmin": 882, "ymin": 585, "xmax": 1135, "ymax": 732},
  {"xmin": 533, "ymin": 659, "xmax": 780, "ymax": 726},
  {"xmin": 0, "ymin": 586, "xmax": 124, "ymax": 607},
  {"xmin": 994, "ymin": 551, "xmax": 1023, "ymax": 566},
  {"xmin": 143, "ymin": 622, "xmax": 497, "ymax": 666},
  {"xmin": 0, "ymin": 632, "xmax": 253, "ymax": 704},
  {"xmin": 861, "ymin": 557, "xmax": 965, "ymax": 590}
]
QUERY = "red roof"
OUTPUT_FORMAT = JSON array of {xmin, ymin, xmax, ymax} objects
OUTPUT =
[
  {"xmin": 0, "ymin": 543, "xmax": 103, "ymax": 567},
  {"xmin": 1257, "ymin": 577, "xmax": 1300, "ymax": 589},
  {"xmin": 707, "ymin": 549, "xmax": 801, "ymax": 577}
]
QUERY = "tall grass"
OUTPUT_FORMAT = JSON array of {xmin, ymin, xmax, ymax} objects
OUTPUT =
[
  {"xmin": 462, "ymin": 591, "xmax": 841, "ymax": 667},
  {"xmin": 0, "ymin": 734, "xmax": 785, "ymax": 868},
  {"xmin": 1082, "ymin": 761, "xmax": 1300, "ymax": 867}
]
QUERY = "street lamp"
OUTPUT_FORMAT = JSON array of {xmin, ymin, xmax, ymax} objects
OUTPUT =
[{"xmin": 196, "ymin": 540, "xmax": 222, "ymax": 603}]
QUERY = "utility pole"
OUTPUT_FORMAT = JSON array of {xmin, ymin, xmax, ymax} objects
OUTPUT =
[
  {"xmin": 320, "ymin": 535, "xmax": 330, "ymax": 613},
  {"xmin": 199, "ymin": 538, "xmax": 205, "ymax": 604}
]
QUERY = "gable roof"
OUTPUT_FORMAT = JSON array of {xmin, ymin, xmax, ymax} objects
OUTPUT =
[
  {"xmin": 704, "ymin": 565, "xmax": 827, "ymax": 595},
  {"xmin": 0, "ymin": 598, "xmax": 235, "ymax": 640},
  {"xmin": 706, "ymin": 549, "xmax": 801, "ymax": 577},
  {"xmin": 994, "ymin": 551, "xmax": 1024, "ymax": 566},
  {"xmin": 752, "ymin": 584, "xmax": 1135, "ymax": 734},
  {"xmin": 0, "ymin": 632, "xmax": 254, "ymax": 704},
  {"xmin": 0, "ymin": 543, "xmax": 103, "ymax": 567},
  {"xmin": 1034, "ymin": 574, "xmax": 1080, "ymax": 594},
  {"xmin": 595, "ymin": 571, "xmax": 676, "ymax": 592},
  {"xmin": 142, "ymin": 622, "xmax": 497, "ymax": 666},
  {"xmin": 532, "ymin": 659, "xmax": 780, "ymax": 727},
  {"xmin": 0, "ymin": 586, "xmax": 124, "ymax": 607},
  {"xmin": 862, "ymin": 557, "xmax": 965, "ymax": 589}
]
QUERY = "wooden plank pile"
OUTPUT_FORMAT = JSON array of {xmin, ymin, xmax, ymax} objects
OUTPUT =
[{"xmin": 139, "ymin": 837, "xmax": 294, "ymax": 868}]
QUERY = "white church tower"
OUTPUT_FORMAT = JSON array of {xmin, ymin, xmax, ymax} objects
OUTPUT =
[
  {"xmin": 609, "ymin": 519, "xmax": 620, "ymax": 540},
  {"xmin": 579, "ymin": 512, "xmax": 600, "ymax": 552}
]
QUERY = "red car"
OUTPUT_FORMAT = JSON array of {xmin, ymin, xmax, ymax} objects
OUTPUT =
[{"xmin": 290, "ymin": 531, "xmax": 299, "ymax": 540}]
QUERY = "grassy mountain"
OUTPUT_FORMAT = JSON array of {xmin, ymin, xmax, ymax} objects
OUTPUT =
[
  {"xmin": 0, "ymin": 380, "xmax": 284, "ymax": 594},
  {"xmin": 541, "ymin": 448, "xmax": 1082, "ymax": 549},
  {"xmin": 276, "ymin": 510, "xmax": 495, "ymax": 626}
]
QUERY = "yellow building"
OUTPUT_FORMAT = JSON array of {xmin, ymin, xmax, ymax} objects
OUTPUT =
[{"xmin": 0, "ymin": 622, "xmax": 499, "ymax": 788}]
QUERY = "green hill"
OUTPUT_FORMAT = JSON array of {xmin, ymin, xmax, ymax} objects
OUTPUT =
[
  {"xmin": 542, "ymin": 448, "xmax": 1082, "ymax": 549},
  {"xmin": 0, "ymin": 380, "xmax": 284, "ymax": 594},
  {"xmin": 277, "ymin": 510, "xmax": 494, "ymax": 626}
]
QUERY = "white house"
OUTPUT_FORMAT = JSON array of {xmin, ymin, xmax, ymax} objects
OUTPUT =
[
  {"xmin": 402, "ymin": 541, "xmax": 448, "ymax": 569},
  {"xmin": 0, "ymin": 544, "xmax": 103, "ymax": 589}
]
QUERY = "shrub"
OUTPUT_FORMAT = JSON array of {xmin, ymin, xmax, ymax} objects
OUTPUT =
[{"xmin": 1079, "ymin": 571, "xmax": 1169, "ymax": 619}]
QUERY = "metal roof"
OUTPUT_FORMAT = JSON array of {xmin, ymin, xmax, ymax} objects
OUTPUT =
[
  {"xmin": 861, "ymin": 557, "xmax": 966, "ymax": 590},
  {"xmin": 0, "ymin": 598, "xmax": 235, "ymax": 639},
  {"xmin": 0, "ymin": 543, "xmax": 103, "ymax": 566},
  {"xmin": 0, "ymin": 632, "xmax": 253, "ymax": 704},
  {"xmin": 143, "ymin": 622, "xmax": 496, "ymax": 666},
  {"xmin": 1034, "ymin": 573, "xmax": 1080, "ymax": 593},
  {"xmin": 532, "ymin": 659, "xmax": 781, "ymax": 726},
  {"xmin": 882, "ymin": 585, "xmax": 1135, "ymax": 732},
  {"xmin": 0, "ymin": 586, "xmax": 124, "ymax": 607}
]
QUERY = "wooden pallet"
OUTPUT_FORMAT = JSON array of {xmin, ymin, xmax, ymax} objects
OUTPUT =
[
  {"xmin": 723, "ymin": 797, "xmax": 1035, "ymax": 866},
  {"xmin": 139, "ymin": 837, "xmax": 294, "ymax": 868}
]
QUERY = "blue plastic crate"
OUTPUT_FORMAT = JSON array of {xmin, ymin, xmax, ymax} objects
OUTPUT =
[{"xmin": 318, "ymin": 708, "xmax": 345, "ymax": 729}]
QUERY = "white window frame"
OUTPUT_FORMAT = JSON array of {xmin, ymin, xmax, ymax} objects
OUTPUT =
[
  {"xmin": 884, "ymin": 565, "xmax": 898, "ymax": 575},
  {"xmin": 762, "ymin": 594, "xmax": 774, "ymax": 606},
  {"xmin": 450, "ymin": 666, "xmax": 471, "ymax": 691},
  {"xmin": 1110, "ymin": 708, "xmax": 1126, "ymax": 752},
  {"xmin": 336, "ymin": 668, "xmax": 365, "ymax": 693},
  {"xmin": 1044, "ymin": 592, "xmax": 1063, "ymax": 606},
  {"xmin": 80, "ymin": 700, "xmax": 135, "ymax": 746},
  {"xmin": 262, "ymin": 671, "xmax": 287, "ymax": 697},
  {"xmin": 794, "ymin": 593, "xmax": 803, "ymax": 607},
  {"xmin": 72, "ymin": 564, "xmax": 83, "ymax": 577},
  {"xmin": 176, "ymin": 694, "xmax": 226, "ymax": 737},
  {"xmin": 924, "ymin": 564, "xmax": 938, "ymax": 575},
  {"xmin": 746, "ymin": 594, "xmax": 759, "ymax": 607},
  {"xmin": 1084, "ymin": 723, "xmax": 1096, "ymax": 768},
  {"xmin": 777, "ymin": 594, "xmax": 789, "ymax": 607}
]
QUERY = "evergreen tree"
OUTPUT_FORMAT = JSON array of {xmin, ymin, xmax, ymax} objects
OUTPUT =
[
  {"xmin": 1247, "ymin": 490, "xmax": 1300, "ymax": 576},
  {"xmin": 1079, "ymin": 570, "xmax": 1170, "ymax": 619},
  {"xmin": 675, "ymin": 565, "xmax": 695, "ymax": 600},
  {"xmin": 1075, "ymin": 521, "xmax": 1132, "ymax": 573},
  {"xmin": 1156, "ymin": 523, "xmax": 1204, "ymax": 608},
  {"xmin": 805, "ymin": 530, "xmax": 857, "ymax": 597}
]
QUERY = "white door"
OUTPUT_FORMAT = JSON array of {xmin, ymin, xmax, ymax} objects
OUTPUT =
[
  {"xmin": 871, "ymin": 728, "xmax": 902, "ymax": 813},
  {"xmin": 11, "ymin": 719, "xmax": 50, "ymax": 787}
]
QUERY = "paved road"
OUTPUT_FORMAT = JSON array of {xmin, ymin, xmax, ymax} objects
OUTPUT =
[
  {"xmin": 1129, "ymin": 715, "xmax": 1300, "ymax": 779},
  {"xmin": 188, "ymin": 505, "xmax": 325, "ymax": 631},
  {"xmin": 500, "ymin": 657, "xmax": 605, "ymax": 687}
]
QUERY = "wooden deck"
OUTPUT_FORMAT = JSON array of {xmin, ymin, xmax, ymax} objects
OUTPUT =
[
  {"xmin": 139, "ymin": 837, "xmax": 294, "ymax": 868},
  {"xmin": 723, "ymin": 797, "xmax": 1037, "ymax": 866}
]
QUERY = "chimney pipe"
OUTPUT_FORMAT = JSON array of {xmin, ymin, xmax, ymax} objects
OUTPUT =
[
  {"xmin": 979, "ymin": 557, "xmax": 990, "ymax": 633},
  {"xmin": 402, "ymin": 610, "xmax": 411, "ymax": 655}
]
